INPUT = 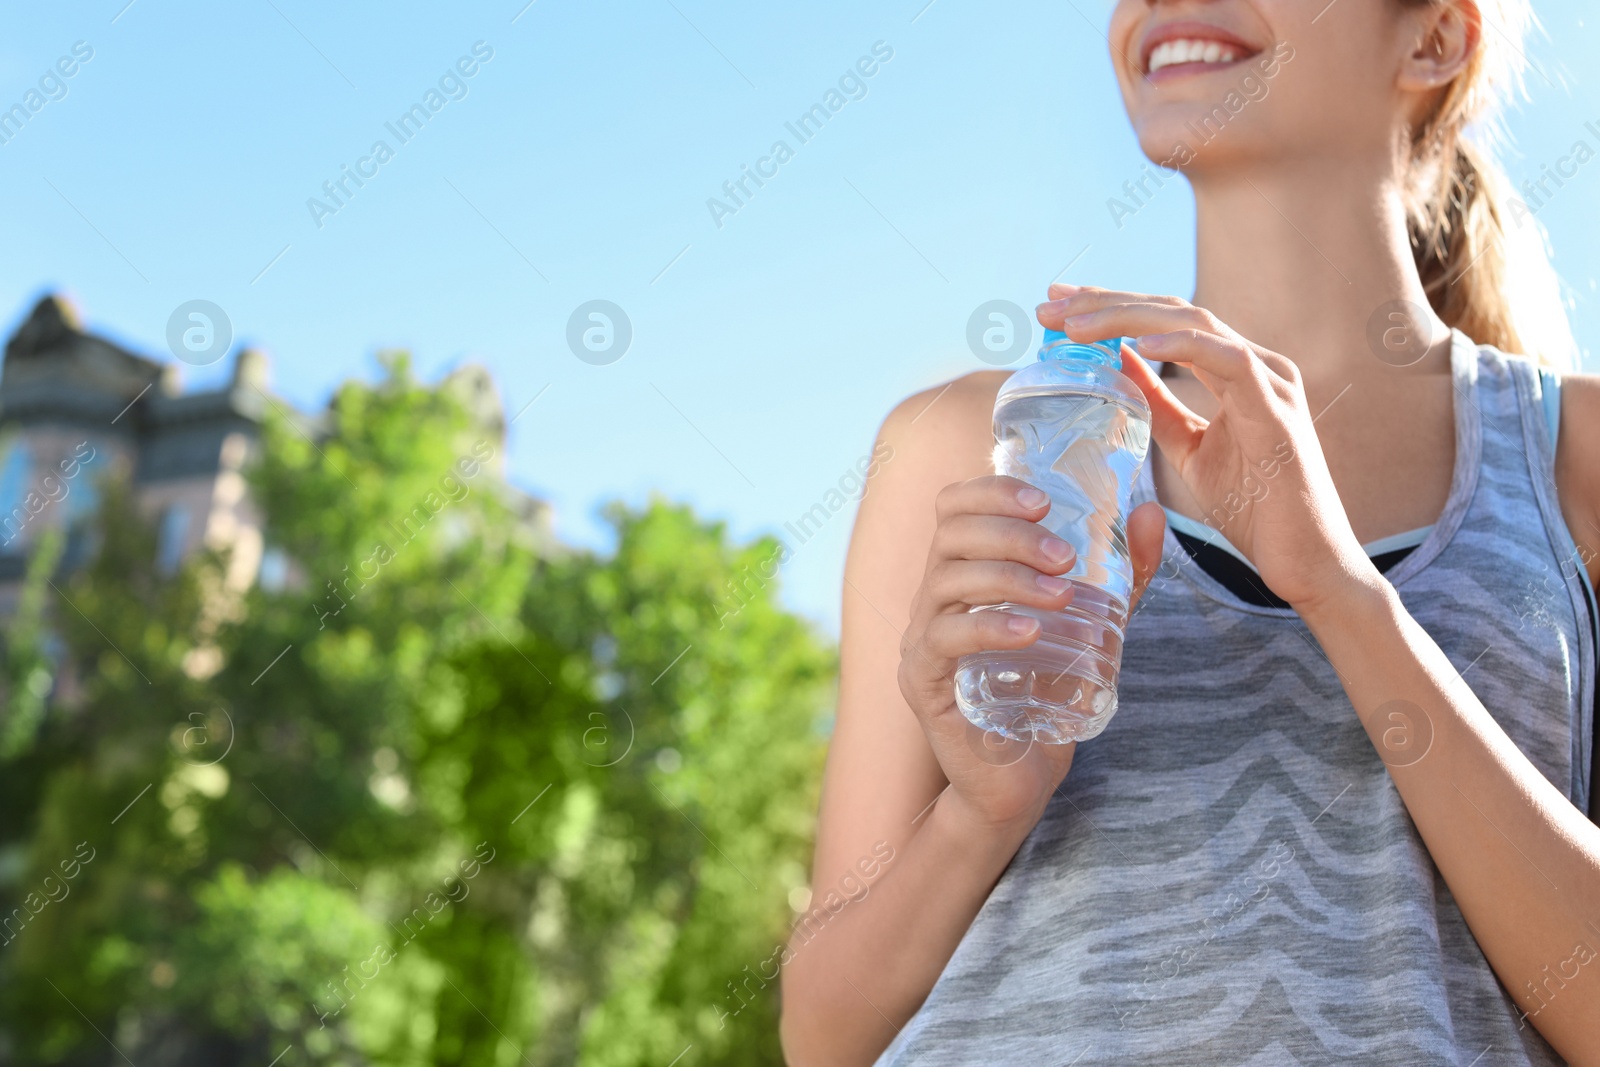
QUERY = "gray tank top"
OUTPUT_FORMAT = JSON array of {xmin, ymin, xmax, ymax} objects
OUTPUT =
[{"xmin": 875, "ymin": 332, "xmax": 1597, "ymax": 1065}]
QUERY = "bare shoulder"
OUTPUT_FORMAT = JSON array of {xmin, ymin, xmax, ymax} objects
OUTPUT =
[
  {"xmin": 875, "ymin": 370, "xmax": 1007, "ymax": 481},
  {"xmin": 845, "ymin": 370, "xmax": 1006, "ymax": 622},
  {"xmin": 825, "ymin": 370, "xmax": 1009, "ymax": 837},
  {"xmin": 1555, "ymin": 370, "xmax": 1600, "ymax": 427},
  {"xmin": 1554, "ymin": 372, "xmax": 1600, "ymax": 585}
]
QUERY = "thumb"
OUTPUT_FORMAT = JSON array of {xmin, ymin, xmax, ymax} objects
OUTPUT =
[
  {"xmin": 1126, "ymin": 499, "xmax": 1168, "ymax": 613},
  {"xmin": 1120, "ymin": 346, "xmax": 1207, "ymax": 478}
]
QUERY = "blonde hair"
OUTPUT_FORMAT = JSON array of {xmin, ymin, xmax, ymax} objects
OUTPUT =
[{"xmin": 1403, "ymin": 0, "xmax": 1576, "ymax": 369}]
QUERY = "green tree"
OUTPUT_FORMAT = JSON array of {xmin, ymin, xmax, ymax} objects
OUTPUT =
[{"xmin": 0, "ymin": 359, "xmax": 833, "ymax": 1065}]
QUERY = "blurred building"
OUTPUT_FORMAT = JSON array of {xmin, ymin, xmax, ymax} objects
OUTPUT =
[{"xmin": 0, "ymin": 293, "xmax": 548, "ymax": 618}]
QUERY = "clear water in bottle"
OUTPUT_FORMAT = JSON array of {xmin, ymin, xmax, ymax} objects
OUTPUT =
[{"xmin": 954, "ymin": 333, "xmax": 1151, "ymax": 744}]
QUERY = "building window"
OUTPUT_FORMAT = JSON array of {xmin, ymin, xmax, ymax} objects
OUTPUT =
[
  {"xmin": 156, "ymin": 505, "xmax": 190, "ymax": 575},
  {"xmin": 0, "ymin": 439, "xmax": 34, "ymax": 550},
  {"xmin": 53, "ymin": 440, "xmax": 104, "ymax": 569},
  {"xmin": 59, "ymin": 438, "xmax": 102, "ymax": 516}
]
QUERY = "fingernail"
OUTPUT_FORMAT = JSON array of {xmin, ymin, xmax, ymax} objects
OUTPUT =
[
  {"xmin": 1007, "ymin": 614, "xmax": 1040, "ymax": 636},
  {"xmin": 1036, "ymin": 574, "xmax": 1071, "ymax": 595},
  {"xmin": 1134, "ymin": 333, "xmax": 1166, "ymax": 350},
  {"xmin": 1041, "ymin": 537, "xmax": 1074, "ymax": 565},
  {"xmin": 1017, "ymin": 486, "xmax": 1049, "ymax": 509},
  {"xmin": 1063, "ymin": 312, "xmax": 1095, "ymax": 327},
  {"xmin": 1048, "ymin": 283, "xmax": 1080, "ymax": 296}
]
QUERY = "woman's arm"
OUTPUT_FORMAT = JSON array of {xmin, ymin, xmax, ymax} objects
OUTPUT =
[
  {"xmin": 779, "ymin": 765, "xmax": 1044, "ymax": 1066},
  {"xmin": 779, "ymin": 372, "xmax": 1166, "ymax": 1066},
  {"xmin": 1045, "ymin": 285, "xmax": 1600, "ymax": 1063},
  {"xmin": 1309, "ymin": 373, "xmax": 1600, "ymax": 1059},
  {"xmin": 1299, "ymin": 573, "xmax": 1600, "ymax": 1062},
  {"xmin": 779, "ymin": 373, "xmax": 1029, "ymax": 1067}
]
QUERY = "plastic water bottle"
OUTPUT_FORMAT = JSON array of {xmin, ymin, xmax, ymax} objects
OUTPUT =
[{"xmin": 953, "ymin": 331, "xmax": 1152, "ymax": 744}]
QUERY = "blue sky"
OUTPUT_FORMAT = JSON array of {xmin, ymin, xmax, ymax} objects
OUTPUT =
[{"xmin": 2, "ymin": 0, "xmax": 1597, "ymax": 633}]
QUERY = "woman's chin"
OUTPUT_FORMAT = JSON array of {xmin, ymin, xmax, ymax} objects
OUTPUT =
[
  {"xmin": 1130, "ymin": 114, "xmax": 1277, "ymax": 171},
  {"xmin": 1129, "ymin": 121, "xmax": 1208, "ymax": 170}
]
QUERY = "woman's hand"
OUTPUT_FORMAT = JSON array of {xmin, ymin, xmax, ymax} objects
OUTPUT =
[
  {"xmin": 1039, "ymin": 283, "xmax": 1380, "ymax": 616},
  {"xmin": 897, "ymin": 475, "xmax": 1166, "ymax": 831}
]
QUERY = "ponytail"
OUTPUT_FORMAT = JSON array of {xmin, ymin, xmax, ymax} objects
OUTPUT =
[{"xmin": 1403, "ymin": 0, "xmax": 1576, "ymax": 369}]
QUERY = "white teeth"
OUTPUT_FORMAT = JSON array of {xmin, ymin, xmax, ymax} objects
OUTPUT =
[{"xmin": 1147, "ymin": 37, "xmax": 1245, "ymax": 72}]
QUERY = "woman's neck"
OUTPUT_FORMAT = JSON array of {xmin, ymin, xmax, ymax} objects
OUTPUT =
[{"xmin": 1187, "ymin": 159, "xmax": 1451, "ymax": 381}]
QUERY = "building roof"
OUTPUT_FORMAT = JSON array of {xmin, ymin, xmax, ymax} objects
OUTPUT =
[
  {"xmin": 0, "ymin": 295, "xmax": 291, "ymax": 483},
  {"xmin": 0, "ymin": 292, "xmax": 552, "ymax": 548}
]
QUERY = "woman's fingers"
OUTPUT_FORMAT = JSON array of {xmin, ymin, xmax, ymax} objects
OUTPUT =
[
  {"xmin": 1127, "ymin": 326, "xmax": 1255, "ymax": 383},
  {"xmin": 1125, "ymin": 500, "xmax": 1168, "ymax": 611},
  {"xmin": 909, "ymin": 504, "xmax": 1162, "ymax": 679},
  {"xmin": 1119, "ymin": 347, "xmax": 1208, "ymax": 474},
  {"xmin": 934, "ymin": 475, "xmax": 1051, "ymax": 525},
  {"xmin": 902, "ymin": 474, "xmax": 1081, "ymax": 682},
  {"xmin": 924, "ymin": 559, "xmax": 1075, "ymax": 614},
  {"xmin": 932, "ymin": 514, "xmax": 1077, "ymax": 575},
  {"xmin": 1038, "ymin": 296, "xmax": 1275, "ymax": 391},
  {"xmin": 1038, "ymin": 288, "xmax": 1186, "ymax": 325},
  {"xmin": 920, "ymin": 608, "xmax": 1042, "ymax": 661},
  {"xmin": 1058, "ymin": 302, "xmax": 1252, "ymax": 380}
]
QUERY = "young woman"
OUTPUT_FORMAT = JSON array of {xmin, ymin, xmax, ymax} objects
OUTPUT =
[{"xmin": 780, "ymin": 0, "xmax": 1600, "ymax": 1063}]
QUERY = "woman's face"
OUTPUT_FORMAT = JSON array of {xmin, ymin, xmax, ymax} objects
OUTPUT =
[{"xmin": 1108, "ymin": 0, "xmax": 1430, "ymax": 176}]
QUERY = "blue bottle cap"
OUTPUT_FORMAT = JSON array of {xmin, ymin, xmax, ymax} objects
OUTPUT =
[{"xmin": 1039, "ymin": 331, "xmax": 1128, "ymax": 369}]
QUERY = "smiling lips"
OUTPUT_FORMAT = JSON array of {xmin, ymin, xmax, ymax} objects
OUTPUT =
[{"xmin": 1141, "ymin": 25, "xmax": 1262, "ymax": 77}]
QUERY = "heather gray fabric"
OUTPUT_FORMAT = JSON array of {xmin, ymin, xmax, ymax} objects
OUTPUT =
[{"xmin": 874, "ymin": 332, "xmax": 1596, "ymax": 1066}]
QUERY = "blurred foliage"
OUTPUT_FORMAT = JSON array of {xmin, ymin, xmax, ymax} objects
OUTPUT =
[{"xmin": 0, "ymin": 358, "xmax": 833, "ymax": 1065}]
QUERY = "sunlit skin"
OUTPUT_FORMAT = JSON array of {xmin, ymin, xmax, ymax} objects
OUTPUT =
[{"xmin": 779, "ymin": 1, "xmax": 1600, "ymax": 1064}]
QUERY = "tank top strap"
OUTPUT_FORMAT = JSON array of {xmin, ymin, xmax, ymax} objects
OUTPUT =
[{"xmin": 1484, "ymin": 343, "xmax": 1598, "ymax": 815}]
